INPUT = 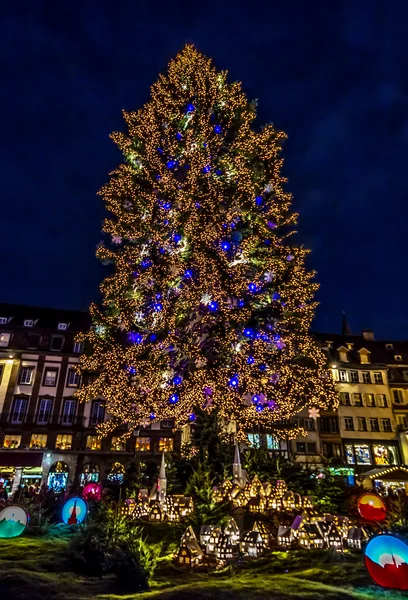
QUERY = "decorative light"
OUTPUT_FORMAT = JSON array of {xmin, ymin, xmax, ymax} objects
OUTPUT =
[
  {"xmin": 221, "ymin": 240, "xmax": 231, "ymax": 251},
  {"xmin": 248, "ymin": 282, "xmax": 257, "ymax": 293},
  {"xmin": 184, "ymin": 269, "xmax": 193, "ymax": 278},
  {"xmin": 186, "ymin": 103, "xmax": 195, "ymax": 112},
  {"xmin": 154, "ymin": 303, "xmax": 163, "ymax": 312},
  {"xmin": 173, "ymin": 376, "xmax": 183, "ymax": 385},
  {"xmin": 169, "ymin": 393, "xmax": 179, "ymax": 404},
  {"xmin": 255, "ymin": 196, "xmax": 263, "ymax": 205},
  {"xmin": 228, "ymin": 374, "xmax": 239, "ymax": 388},
  {"xmin": 209, "ymin": 301, "xmax": 218, "ymax": 312},
  {"xmin": 243, "ymin": 328, "xmax": 255, "ymax": 339},
  {"xmin": 173, "ymin": 233, "xmax": 182, "ymax": 243},
  {"xmin": 214, "ymin": 124, "xmax": 222, "ymax": 133},
  {"xmin": 128, "ymin": 332, "xmax": 143, "ymax": 344},
  {"xmin": 247, "ymin": 356, "xmax": 255, "ymax": 364},
  {"xmin": 202, "ymin": 165, "xmax": 211, "ymax": 173}
]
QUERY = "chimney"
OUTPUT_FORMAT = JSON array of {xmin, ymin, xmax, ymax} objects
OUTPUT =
[{"xmin": 362, "ymin": 330, "xmax": 374, "ymax": 341}]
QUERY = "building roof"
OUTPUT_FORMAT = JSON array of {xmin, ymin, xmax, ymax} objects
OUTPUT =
[
  {"xmin": 314, "ymin": 332, "xmax": 408, "ymax": 366},
  {"xmin": 359, "ymin": 465, "xmax": 408, "ymax": 481},
  {"xmin": 0, "ymin": 303, "xmax": 90, "ymax": 332}
]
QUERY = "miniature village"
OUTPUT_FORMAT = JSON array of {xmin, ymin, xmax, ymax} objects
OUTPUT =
[{"xmin": 119, "ymin": 446, "xmax": 370, "ymax": 568}]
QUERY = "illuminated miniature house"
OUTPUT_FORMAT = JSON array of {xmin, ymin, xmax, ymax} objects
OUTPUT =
[
  {"xmin": 252, "ymin": 521, "xmax": 270, "ymax": 546},
  {"xmin": 248, "ymin": 497, "xmax": 266, "ymax": 514},
  {"xmin": 298, "ymin": 524, "xmax": 324, "ymax": 549},
  {"xmin": 181, "ymin": 526, "xmax": 197, "ymax": 544},
  {"xmin": 241, "ymin": 530, "xmax": 265, "ymax": 557},
  {"xmin": 316, "ymin": 520, "xmax": 331, "ymax": 542},
  {"xmin": 277, "ymin": 525, "xmax": 293, "ymax": 548},
  {"xmin": 177, "ymin": 540, "xmax": 203, "ymax": 567},
  {"xmin": 327, "ymin": 524, "xmax": 343, "ymax": 550},
  {"xmin": 206, "ymin": 526, "xmax": 222, "ymax": 555},
  {"xmin": 133, "ymin": 503, "xmax": 149, "ymax": 520},
  {"xmin": 149, "ymin": 503, "xmax": 163, "ymax": 522},
  {"xmin": 224, "ymin": 517, "xmax": 240, "ymax": 546},
  {"xmin": 200, "ymin": 525, "xmax": 216, "ymax": 546},
  {"xmin": 347, "ymin": 526, "xmax": 368, "ymax": 550},
  {"xmin": 216, "ymin": 533, "xmax": 238, "ymax": 563}
]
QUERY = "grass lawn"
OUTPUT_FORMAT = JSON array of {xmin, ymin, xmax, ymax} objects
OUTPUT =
[{"xmin": 0, "ymin": 529, "xmax": 405, "ymax": 600}]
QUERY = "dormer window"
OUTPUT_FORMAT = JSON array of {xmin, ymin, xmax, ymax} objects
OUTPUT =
[
  {"xmin": 24, "ymin": 320, "xmax": 34, "ymax": 327},
  {"xmin": 346, "ymin": 343, "xmax": 354, "ymax": 350},
  {"xmin": 395, "ymin": 355, "xmax": 402, "ymax": 362},
  {"xmin": 358, "ymin": 349, "xmax": 371, "ymax": 364},
  {"xmin": 0, "ymin": 317, "xmax": 8, "ymax": 325},
  {"xmin": 386, "ymin": 343, "xmax": 393, "ymax": 351},
  {"xmin": 337, "ymin": 346, "xmax": 349, "ymax": 363},
  {"xmin": 58, "ymin": 323, "xmax": 68, "ymax": 331}
]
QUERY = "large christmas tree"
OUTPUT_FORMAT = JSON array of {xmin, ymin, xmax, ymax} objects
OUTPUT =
[{"xmin": 77, "ymin": 46, "xmax": 337, "ymax": 441}]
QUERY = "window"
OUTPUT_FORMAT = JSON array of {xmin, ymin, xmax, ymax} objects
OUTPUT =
[
  {"xmin": 393, "ymin": 390, "xmax": 404, "ymax": 405},
  {"xmin": 30, "ymin": 433, "xmax": 47, "ymax": 449},
  {"xmin": 248, "ymin": 433, "xmax": 261, "ymax": 448},
  {"xmin": 11, "ymin": 397, "xmax": 28, "ymax": 424},
  {"xmin": 345, "ymin": 445, "xmax": 355, "ymax": 465},
  {"xmin": 296, "ymin": 442, "xmax": 316, "ymax": 454},
  {"xmin": 353, "ymin": 393, "xmax": 363, "ymax": 407},
  {"xmin": 266, "ymin": 434, "xmax": 279, "ymax": 450},
  {"xmin": 339, "ymin": 370, "xmax": 347, "ymax": 382},
  {"xmin": 0, "ymin": 317, "xmax": 8, "ymax": 324},
  {"xmin": 374, "ymin": 372, "xmax": 383, "ymax": 384},
  {"xmin": 3, "ymin": 434, "xmax": 21, "ymax": 449},
  {"xmin": 364, "ymin": 393, "xmax": 375, "ymax": 407},
  {"xmin": 43, "ymin": 368, "xmax": 59, "ymax": 387},
  {"xmin": 50, "ymin": 336, "xmax": 64, "ymax": 351},
  {"xmin": 61, "ymin": 400, "xmax": 76, "ymax": 425},
  {"xmin": 373, "ymin": 445, "xmax": 398, "ymax": 466},
  {"xmin": 0, "ymin": 332, "xmax": 11, "ymax": 347},
  {"xmin": 58, "ymin": 323, "xmax": 68, "ymax": 331},
  {"xmin": 386, "ymin": 343, "xmax": 393, "ymax": 350},
  {"xmin": 303, "ymin": 419, "xmax": 314, "ymax": 431},
  {"xmin": 354, "ymin": 445, "xmax": 371, "ymax": 465},
  {"xmin": 397, "ymin": 414, "xmax": 408, "ymax": 428},
  {"xmin": 135, "ymin": 437, "xmax": 150, "ymax": 451},
  {"xmin": 19, "ymin": 366, "xmax": 34, "ymax": 385},
  {"xmin": 86, "ymin": 435, "xmax": 101, "ymax": 451},
  {"xmin": 24, "ymin": 319, "xmax": 34, "ymax": 327},
  {"xmin": 395, "ymin": 355, "xmax": 402, "ymax": 362},
  {"xmin": 67, "ymin": 368, "xmax": 81, "ymax": 387},
  {"xmin": 161, "ymin": 419, "xmax": 174, "ymax": 429},
  {"xmin": 340, "ymin": 392, "xmax": 351, "ymax": 406},
  {"xmin": 377, "ymin": 394, "xmax": 388, "ymax": 408},
  {"xmin": 73, "ymin": 341, "xmax": 84, "ymax": 353},
  {"xmin": 350, "ymin": 371, "xmax": 359, "ymax": 383},
  {"xmin": 362, "ymin": 372, "xmax": 371, "ymax": 384},
  {"xmin": 159, "ymin": 437, "xmax": 174, "ymax": 452},
  {"xmin": 27, "ymin": 334, "xmax": 41, "ymax": 349},
  {"xmin": 360, "ymin": 352, "xmax": 370, "ymax": 364},
  {"xmin": 382, "ymin": 419, "xmax": 392, "ymax": 432},
  {"xmin": 344, "ymin": 417, "xmax": 354, "ymax": 431},
  {"xmin": 369, "ymin": 418, "xmax": 379, "ymax": 432},
  {"xmin": 339, "ymin": 351, "xmax": 348, "ymax": 363},
  {"xmin": 320, "ymin": 417, "xmax": 339, "ymax": 434},
  {"xmin": 55, "ymin": 434, "xmax": 72, "ymax": 450},
  {"xmin": 403, "ymin": 371, "xmax": 408, "ymax": 383},
  {"xmin": 357, "ymin": 417, "xmax": 367, "ymax": 431},
  {"xmin": 90, "ymin": 401, "xmax": 105, "ymax": 425},
  {"xmin": 37, "ymin": 398, "xmax": 52, "ymax": 424},
  {"xmin": 111, "ymin": 436, "xmax": 126, "ymax": 451}
]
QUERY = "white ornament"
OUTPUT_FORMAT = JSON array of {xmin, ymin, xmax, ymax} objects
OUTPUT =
[
  {"xmin": 200, "ymin": 293, "xmax": 212, "ymax": 306},
  {"xmin": 265, "ymin": 182, "xmax": 274, "ymax": 193},
  {"xmin": 308, "ymin": 407, "xmax": 320, "ymax": 420},
  {"xmin": 264, "ymin": 271, "xmax": 275, "ymax": 283},
  {"xmin": 112, "ymin": 235, "xmax": 122, "ymax": 245}
]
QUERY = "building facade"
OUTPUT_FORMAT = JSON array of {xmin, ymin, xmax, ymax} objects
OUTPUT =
[{"xmin": 0, "ymin": 304, "xmax": 179, "ymax": 495}]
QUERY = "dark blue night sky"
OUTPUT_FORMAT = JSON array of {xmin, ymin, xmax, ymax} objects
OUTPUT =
[{"xmin": 1, "ymin": 0, "xmax": 407, "ymax": 338}]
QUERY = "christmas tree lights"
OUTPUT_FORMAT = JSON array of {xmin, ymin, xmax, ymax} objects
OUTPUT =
[{"xmin": 76, "ymin": 45, "xmax": 337, "ymax": 440}]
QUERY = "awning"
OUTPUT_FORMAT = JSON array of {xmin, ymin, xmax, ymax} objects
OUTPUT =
[
  {"xmin": 359, "ymin": 466, "xmax": 408, "ymax": 482},
  {"xmin": 0, "ymin": 452, "xmax": 43, "ymax": 467}
]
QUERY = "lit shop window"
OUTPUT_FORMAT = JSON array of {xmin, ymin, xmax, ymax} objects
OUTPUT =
[
  {"xmin": 86, "ymin": 436, "xmax": 101, "ymax": 451},
  {"xmin": 135, "ymin": 437, "xmax": 151, "ymax": 451},
  {"xmin": 3, "ymin": 434, "xmax": 22, "ymax": 449},
  {"xmin": 30, "ymin": 434, "xmax": 48, "ymax": 449},
  {"xmin": 55, "ymin": 434, "xmax": 73, "ymax": 450},
  {"xmin": 158, "ymin": 437, "xmax": 174, "ymax": 452}
]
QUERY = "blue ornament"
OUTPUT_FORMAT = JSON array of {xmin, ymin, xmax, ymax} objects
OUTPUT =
[
  {"xmin": 264, "ymin": 239, "xmax": 271, "ymax": 246},
  {"xmin": 128, "ymin": 366, "xmax": 136, "ymax": 375},
  {"xmin": 141, "ymin": 259, "xmax": 152, "ymax": 268},
  {"xmin": 215, "ymin": 169, "xmax": 223, "ymax": 176},
  {"xmin": 255, "ymin": 196, "xmax": 263, "ymax": 205},
  {"xmin": 173, "ymin": 376, "xmax": 182, "ymax": 385},
  {"xmin": 173, "ymin": 233, "xmax": 182, "ymax": 243},
  {"xmin": 247, "ymin": 356, "xmax": 255, "ymax": 364},
  {"xmin": 128, "ymin": 332, "xmax": 143, "ymax": 344},
  {"xmin": 209, "ymin": 301, "xmax": 218, "ymax": 312},
  {"xmin": 156, "ymin": 293, "xmax": 162, "ymax": 299},
  {"xmin": 238, "ymin": 300, "xmax": 245, "ymax": 308},
  {"xmin": 189, "ymin": 413, "xmax": 196, "ymax": 421},
  {"xmin": 186, "ymin": 103, "xmax": 195, "ymax": 113},
  {"xmin": 157, "ymin": 147, "xmax": 164, "ymax": 154},
  {"xmin": 252, "ymin": 395, "xmax": 259, "ymax": 403},
  {"xmin": 176, "ymin": 132, "xmax": 183, "ymax": 140},
  {"xmin": 154, "ymin": 303, "xmax": 163, "ymax": 312},
  {"xmin": 184, "ymin": 269, "xmax": 193, "ymax": 279},
  {"xmin": 169, "ymin": 393, "xmax": 179, "ymax": 404},
  {"xmin": 163, "ymin": 220, "xmax": 169, "ymax": 226},
  {"xmin": 244, "ymin": 328, "xmax": 255, "ymax": 339},
  {"xmin": 202, "ymin": 165, "xmax": 211, "ymax": 174},
  {"xmin": 272, "ymin": 292, "xmax": 281, "ymax": 301},
  {"xmin": 150, "ymin": 413, "xmax": 156, "ymax": 419},
  {"xmin": 166, "ymin": 160, "xmax": 176, "ymax": 169},
  {"xmin": 163, "ymin": 202, "xmax": 172, "ymax": 210},
  {"xmin": 214, "ymin": 124, "xmax": 222, "ymax": 134},
  {"xmin": 228, "ymin": 374, "xmax": 239, "ymax": 388},
  {"xmin": 155, "ymin": 174, "xmax": 161, "ymax": 180},
  {"xmin": 259, "ymin": 364, "xmax": 266, "ymax": 372},
  {"xmin": 221, "ymin": 240, "xmax": 231, "ymax": 251},
  {"xmin": 231, "ymin": 231, "xmax": 242, "ymax": 243},
  {"xmin": 195, "ymin": 202, "xmax": 201, "ymax": 208},
  {"xmin": 149, "ymin": 333, "xmax": 157, "ymax": 342},
  {"xmin": 255, "ymin": 404, "xmax": 263, "ymax": 412},
  {"xmin": 248, "ymin": 282, "xmax": 257, "ymax": 293}
]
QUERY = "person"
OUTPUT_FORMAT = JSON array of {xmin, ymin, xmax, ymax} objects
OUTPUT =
[{"xmin": 0, "ymin": 482, "xmax": 8, "ymax": 502}]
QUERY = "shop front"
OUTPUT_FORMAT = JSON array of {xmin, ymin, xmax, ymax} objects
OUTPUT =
[
  {"xmin": 359, "ymin": 465, "xmax": 408, "ymax": 492},
  {"xmin": 0, "ymin": 452, "xmax": 43, "ymax": 496},
  {"xmin": 343, "ymin": 441, "xmax": 400, "ymax": 470}
]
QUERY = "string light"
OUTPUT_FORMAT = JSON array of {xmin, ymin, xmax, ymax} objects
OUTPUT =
[{"xmin": 76, "ymin": 45, "xmax": 338, "ymax": 442}]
